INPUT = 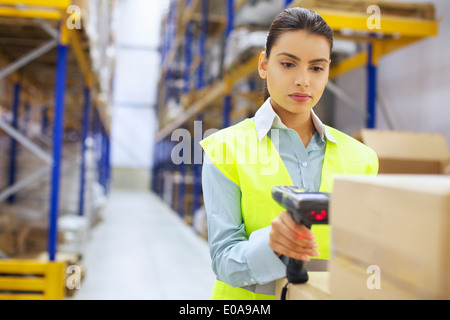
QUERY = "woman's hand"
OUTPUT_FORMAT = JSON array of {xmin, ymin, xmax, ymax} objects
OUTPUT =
[{"xmin": 269, "ymin": 211, "xmax": 320, "ymax": 261}]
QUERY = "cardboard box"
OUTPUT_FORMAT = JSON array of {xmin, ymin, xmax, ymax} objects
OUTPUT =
[
  {"xmin": 330, "ymin": 256, "xmax": 420, "ymax": 300},
  {"xmin": 275, "ymin": 272, "xmax": 331, "ymax": 300},
  {"xmin": 330, "ymin": 175, "xmax": 450, "ymax": 299},
  {"xmin": 357, "ymin": 129, "xmax": 450, "ymax": 174}
]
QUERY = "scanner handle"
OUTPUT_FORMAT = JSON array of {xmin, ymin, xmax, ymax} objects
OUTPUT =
[{"xmin": 286, "ymin": 213, "xmax": 311, "ymax": 284}]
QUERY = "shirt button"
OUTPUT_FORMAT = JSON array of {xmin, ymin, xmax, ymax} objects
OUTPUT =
[{"xmin": 302, "ymin": 162, "xmax": 308, "ymax": 167}]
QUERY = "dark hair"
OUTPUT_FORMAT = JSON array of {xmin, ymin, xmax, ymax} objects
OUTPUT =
[{"xmin": 263, "ymin": 7, "xmax": 334, "ymax": 100}]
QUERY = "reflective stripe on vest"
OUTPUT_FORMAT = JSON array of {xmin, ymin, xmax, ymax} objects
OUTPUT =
[{"xmin": 200, "ymin": 118, "xmax": 378, "ymax": 300}]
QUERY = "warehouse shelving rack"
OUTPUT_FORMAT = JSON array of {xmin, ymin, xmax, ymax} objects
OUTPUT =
[
  {"xmin": 153, "ymin": 0, "xmax": 439, "ymax": 233},
  {"xmin": 0, "ymin": 0, "xmax": 111, "ymax": 299}
]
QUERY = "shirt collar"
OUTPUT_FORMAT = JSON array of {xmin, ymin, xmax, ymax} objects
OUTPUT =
[
  {"xmin": 254, "ymin": 98, "xmax": 337, "ymax": 144},
  {"xmin": 311, "ymin": 109, "xmax": 337, "ymax": 144}
]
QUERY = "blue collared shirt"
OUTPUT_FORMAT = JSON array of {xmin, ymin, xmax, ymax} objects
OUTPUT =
[{"xmin": 201, "ymin": 98, "xmax": 336, "ymax": 290}]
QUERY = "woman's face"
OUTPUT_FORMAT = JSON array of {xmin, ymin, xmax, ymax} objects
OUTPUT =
[{"xmin": 258, "ymin": 29, "xmax": 331, "ymax": 116}]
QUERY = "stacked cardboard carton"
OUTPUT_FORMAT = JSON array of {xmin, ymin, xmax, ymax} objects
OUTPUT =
[
  {"xmin": 275, "ymin": 272, "xmax": 331, "ymax": 300},
  {"xmin": 357, "ymin": 129, "xmax": 450, "ymax": 175},
  {"xmin": 330, "ymin": 174, "xmax": 450, "ymax": 299}
]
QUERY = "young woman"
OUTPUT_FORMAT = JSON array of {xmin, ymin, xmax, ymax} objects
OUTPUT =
[{"xmin": 200, "ymin": 7, "xmax": 378, "ymax": 300}]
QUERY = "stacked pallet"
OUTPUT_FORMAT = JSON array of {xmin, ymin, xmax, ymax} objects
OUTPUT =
[{"xmin": 0, "ymin": 141, "xmax": 102, "ymax": 259}]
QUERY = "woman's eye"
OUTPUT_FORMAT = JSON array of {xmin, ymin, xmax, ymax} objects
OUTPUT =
[
  {"xmin": 281, "ymin": 62, "xmax": 295, "ymax": 68},
  {"xmin": 311, "ymin": 66, "xmax": 324, "ymax": 72}
]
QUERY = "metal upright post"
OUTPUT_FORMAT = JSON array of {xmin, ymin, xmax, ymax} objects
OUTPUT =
[
  {"xmin": 197, "ymin": 0, "xmax": 208, "ymax": 90},
  {"xmin": 155, "ymin": 142, "xmax": 162, "ymax": 196},
  {"xmin": 366, "ymin": 42, "xmax": 377, "ymax": 129},
  {"xmin": 223, "ymin": 0, "xmax": 234, "ymax": 128},
  {"xmin": 192, "ymin": 0, "xmax": 209, "ymax": 217},
  {"xmin": 7, "ymin": 80, "xmax": 21, "ymax": 204},
  {"xmin": 178, "ymin": 0, "xmax": 202, "ymax": 218},
  {"xmin": 162, "ymin": 141, "xmax": 168, "ymax": 199},
  {"xmin": 164, "ymin": 140, "xmax": 172, "ymax": 203},
  {"xmin": 105, "ymin": 130, "xmax": 111, "ymax": 194},
  {"xmin": 193, "ymin": 114, "xmax": 203, "ymax": 216},
  {"xmin": 99, "ymin": 123, "xmax": 110, "ymax": 195},
  {"xmin": 177, "ymin": 158, "xmax": 185, "ymax": 217},
  {"xmin": 100, "ymin": 124, "xmax": 106, "ymax": 192},
  {"xmin": 225, "ymin": 0, "xmax": 234, "ymax": 51},
  {"xmin": 78, "ymin": 87, "xmax": 91, "ymax": 216},
  {"xmin": 93, "ymin": 108, "xmax": 102, "ymax": 189},
  {"xmin": 285, "ymin": 0, "xmax": 294, "ymax": 7},
  {"xmin": 223, "ymin": 97, "xmax": 232, "ymax": 128},
  {"xmin": 48, "ymin": 24, "xmax": 69, "ymax": 262},
  {"xmin": 23, "ymin": 103, "xmax": 30, "ymax": 136}
]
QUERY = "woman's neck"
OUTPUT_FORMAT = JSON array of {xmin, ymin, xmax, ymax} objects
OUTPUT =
[{"xmin": 271, "ymin": 102, "xmax": 316, "ymax": 148}]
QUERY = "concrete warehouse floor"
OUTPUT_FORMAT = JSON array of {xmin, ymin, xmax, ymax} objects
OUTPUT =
[{"xmin": 68, "ymin": 188, "xmax": 215, "ymax": 300}]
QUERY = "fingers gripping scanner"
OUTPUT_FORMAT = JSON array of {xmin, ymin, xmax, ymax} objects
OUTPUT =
[{"xmin": 271, "ymin": 186, "xmax": 330, "ymax": 284}]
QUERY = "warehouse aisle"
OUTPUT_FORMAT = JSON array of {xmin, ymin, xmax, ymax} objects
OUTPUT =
[{"xmin": 69, "ymin": 188, "xmax": 215, "ymax": 300}]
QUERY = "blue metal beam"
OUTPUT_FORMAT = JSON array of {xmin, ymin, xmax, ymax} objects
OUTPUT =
[
  {"xmin": 197, "ymin": 0, "xmax": 209, "ymax": 89},
  {"xmin": 7, "ymin": 81, "xmax": 21, "ymax": 204},
  {"xmin": 78, "ymin": 87, "xmax": 91, "ymax": 216},
  {"xmin": 223, "ymin": 0, "xmax": 234, "ymax": 128},
  {"xmin": 162, "ymin": 141, "xmax": 169, "ymax": 199},
  {"xmin": 156, "ymin": 142, "xmax": 163, "ymax": 196},
  {"xmin": 223, "ymin": 95, "xmax": 231, "ymax": 128},
  {"xmin": 96, "ymin": 113, "xmax": 105, "ymax": 193},
  {"xmin": 151, "ymin": 141, "xmax": 159, "ymax": 194},
  {"xmin": 366, "ymin": 43, "xmax": 377, "ymax": 128},
  {"xmin": 105, "ymin": 130, "xmax": 111, "ymax": 194},
  {"xmin": 226, "ymin": 0, "xmax": 234, "ymax": 38},
  {"xmin": 48, "ymin": 41, "xmax": 68, "ymax": 262},
  {"xmin": 92, "ymin": 108, "xmax": 108, "ymax": 195},
  {"xmin": 177, "ymin": 161, "xmax": 186, "ymax": 217},
  {"xmin": 193, "ymin": 114, "xmax": 203, "ymax": 216},
  {"xmin": 23, "ymin": 103, "xmax": 30, "ymax": 136},
  {"xmin": 100, "ymin": 123, "xmax": 107, "ymax": 193}
]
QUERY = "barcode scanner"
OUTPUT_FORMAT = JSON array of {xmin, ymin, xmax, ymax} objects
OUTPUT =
[{"xmin": 271, "ymin": 185, "xmax": 330, "ymax": 284}]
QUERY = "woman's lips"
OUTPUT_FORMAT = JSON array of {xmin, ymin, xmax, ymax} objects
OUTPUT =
[{"xmin": 289, "ymin": 93, "xmax": 311, "ymax": 102}]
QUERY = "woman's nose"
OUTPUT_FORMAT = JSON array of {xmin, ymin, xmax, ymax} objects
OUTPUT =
[{"xmin": 295, "ymin": 70, "xmax": 310, "ymax": 87}]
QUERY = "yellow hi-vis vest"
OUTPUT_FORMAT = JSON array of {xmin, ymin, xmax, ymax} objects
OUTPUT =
[{"xmin": 200, "ymin": 118, "xmax": 378, "ymax": 300}]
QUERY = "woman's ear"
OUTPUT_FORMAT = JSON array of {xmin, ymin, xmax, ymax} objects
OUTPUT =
[{"xmin": 258, "ymin": 51, "xmax": 268, "ymax": 80}]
